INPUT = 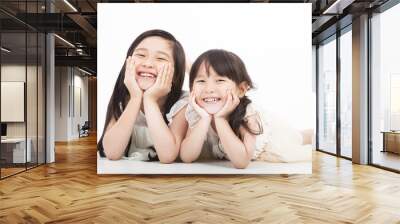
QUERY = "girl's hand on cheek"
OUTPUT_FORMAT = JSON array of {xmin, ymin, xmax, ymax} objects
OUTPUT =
[
  {"xmin": 214, "ymin": 90, "xmax": 240, "ymax": 120},
  {"xmin": 144, "ymin": 63, "xmax": 172, "ymax": 102},
  {"xmin": 124, "ymin": 56, "xmax": 143, "ymax": 100},
  {"xmin": 190, "ymin": 92, "xmax": 211, "ymax": 121}
]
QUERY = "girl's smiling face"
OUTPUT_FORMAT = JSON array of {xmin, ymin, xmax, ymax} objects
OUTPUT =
[
  {"xmin": 192, "ymin": 62, "xmax": 241, "ymax": 114},
  {"xmin": 132, "ymin": 36, "xmax": 174, "ymax": 90}
]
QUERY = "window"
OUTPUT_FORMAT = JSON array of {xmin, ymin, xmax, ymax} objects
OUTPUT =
[
  {"xmin": 0, "ymin": 1, "xmax": 47, "ymax": 179},
  {"xmin": 339, "ymin": 27, "xmax": 352, "ymax": 158},
  {"xmin": 318, "ymin": 35, "xmax": 337, "ymax": 154},
  {"xmin": 370, "ymin": 2, "xmax": 400, "ymax": 171}
]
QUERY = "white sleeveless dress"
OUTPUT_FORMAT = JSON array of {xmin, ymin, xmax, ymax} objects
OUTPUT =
[
  {"xmin": 184, "ymin": 102, "xmax": 312, "ymax": 163},
  {"xmin": 122, "ymin": 91, "xmax": 189, "ymax": 161}
]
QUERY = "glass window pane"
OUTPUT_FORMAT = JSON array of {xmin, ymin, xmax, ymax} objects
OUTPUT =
[
  {"xmin": 1, "ymin": 31, "xmax": 27, "ymax": 177},
  {"xmin": 371, "ymin": 3, "xmax": 400, "ymax": 171},
  {"xmin": 340, "ymin": 29, "xmax": 352, "ymax": 158},
  {"xmin": 1, "ymin": 1, "xmax": 46, "ymax": 179},
  {"xmin": 318, "ymin": 36, "xmax": 337, "ymax": 154}
]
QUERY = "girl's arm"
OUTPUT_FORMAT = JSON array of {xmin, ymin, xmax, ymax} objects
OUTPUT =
[
  {"xmin": 102, "ymin": 98, "xmax": 142, "ymax": 160},
  {"xmin": 180, "ymin": 116, "xmax": 211, "ymax": 163},
  {"xmin": 143, "ymin": 99, "xmax": 187, "ymax": 163},
  {"xmin": 213, "ymin": 90, "xmax": 254, "ymax": 169},
  {"xmin": 102, "ymin": 56, "xmax": 143, "ymax": 160},
  {"xmin": 214, "ymin": 117, "xmax": 255, "ymax": 169},
  {"xmin": 143, "ymin": 63, "xmax": 185, "ymax": 163},
  {"xmin": 180, "ymin": 93, "xmax": 211, "ymax": 163}
]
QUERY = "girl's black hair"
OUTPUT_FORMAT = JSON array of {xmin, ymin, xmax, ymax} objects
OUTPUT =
[
  {"xmin": 189, "ymin": 49, "xmax": 262, "ymax": 138},
  {"xmin": 98, "ymin": 29, "xmax": 186, "ymax": 157}
]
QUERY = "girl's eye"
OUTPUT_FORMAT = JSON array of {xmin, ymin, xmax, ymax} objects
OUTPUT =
[
  {"xmin": 157, "ymin": 57, "xmax": 167, "ymax": 61},
  {"xmin": 217, "ymin": 79, "xmax": 225, "ymax": 82},
  {"xmin": 135, "ymin": 53, "xmax": 145, "ymax": 58},
  {"xmin": 196, "ymin": 80, "xmax": 205, "ymax": 83}
]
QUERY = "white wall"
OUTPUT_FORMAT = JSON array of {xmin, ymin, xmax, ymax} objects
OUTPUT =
[
  {"xmin": 72, "ymin": 72, "xmax": 89, "ymax": 138},
  {"xmin": 54, "ymin": 67, "xmax": 89, "ymax": 141},
  {"xmin": 55, "ymin": 67, "xmax": 68, "ymax": 141}
]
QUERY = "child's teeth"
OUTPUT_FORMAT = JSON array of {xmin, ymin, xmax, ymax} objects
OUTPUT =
[
  {"xmin": 141, "ymin": 73, "xmax": 154, "ymax": 77},
  {"xmin": 204, "ymin": 98, "xmax": 218, "ymax": 102}
]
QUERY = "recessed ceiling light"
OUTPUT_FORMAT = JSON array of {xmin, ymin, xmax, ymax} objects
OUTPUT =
[
  {"xmin": 323, "ymin": 0, "xmax": 355, "ymax": 14},
  {"xmin": 1, "ymin": 47, "xmax": 11, "ymax": 53},
  {"xmin": 78, "ymin": 67, "xmax": 92, "ymax": 76},
  {"xmin": 63, "ymin": 0, "xmax": 78, "ymax": 12},
  {"xmin": 54, "ymin": 34, "xmax": 75, "ymax": 48}
]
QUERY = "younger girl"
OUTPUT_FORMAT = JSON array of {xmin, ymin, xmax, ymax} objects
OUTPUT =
[
  {"xmin": 98, "ymin": 30, "xmax": 188, "ymax": 163},
  {"xmin": 180, "ymin": 49, "xmax": 263, "ymax": 169},
  {"xmin": 180, "ymin": 49, "xmax": 311, "ymax": 169}
]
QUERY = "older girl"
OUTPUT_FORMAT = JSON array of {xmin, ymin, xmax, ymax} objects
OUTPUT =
[{"xmin": 98, "ymin": 30, "xmax": 188, "ymax": 163}]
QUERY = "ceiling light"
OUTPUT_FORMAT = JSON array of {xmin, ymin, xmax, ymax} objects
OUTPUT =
[
  {"xmin": 54, "ymin": 34, "xmax": 75, "ymax": 48},
  {"xmin": 78, "ymin": 67, "xmax": 92, "ymax": 76},
  {"xmin": 63, "ymin": 0, "xmax": 78, "ymax": 12},
  {"xmin": 323, "ymin": 0, "xmax": 355, "ymax": 15},
  {"xmin": 1, "ymin": 47, "xmax": 11, "ymax": 53}
]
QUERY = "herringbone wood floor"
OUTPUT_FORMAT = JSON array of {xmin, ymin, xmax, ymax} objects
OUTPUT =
[{"xmin": 1, "ymin": 134, "xmax": 400, "ymax": 224}]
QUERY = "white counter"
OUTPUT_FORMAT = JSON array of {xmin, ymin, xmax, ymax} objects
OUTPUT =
[{"xmin": 1, "ymin": 138, "xmax": 32, "ymax": 163}]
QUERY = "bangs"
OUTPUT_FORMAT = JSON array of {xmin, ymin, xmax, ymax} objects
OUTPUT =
[
  {"xmin": 189, "ymin": 49, "xmax": 253, "ymax": 90},
  {"xmin": 203, "ymin": 51, "xmax": 240, "ymax": 83}
]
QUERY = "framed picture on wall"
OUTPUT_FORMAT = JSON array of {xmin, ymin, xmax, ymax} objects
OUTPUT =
[{"xmin": 97, "ymin": 3, "xmax": 314, "ymax": 174}]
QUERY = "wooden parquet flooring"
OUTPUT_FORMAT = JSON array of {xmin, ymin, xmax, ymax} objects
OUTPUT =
[
  {"xmin": 1, "ymin": 167, "xmax": 26, "ymax": 178},
  {"xmin": 1, "ymin": 134, "xmax": 400, "ymax": 223}
]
